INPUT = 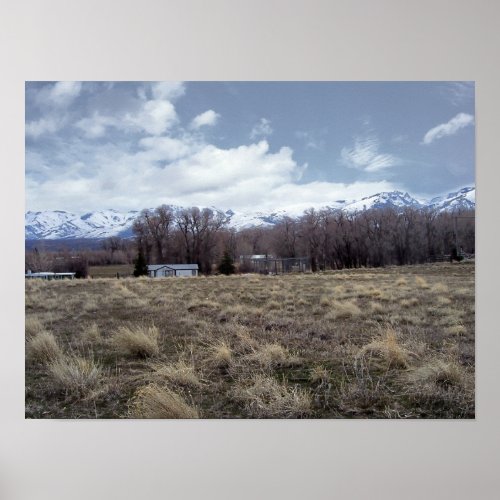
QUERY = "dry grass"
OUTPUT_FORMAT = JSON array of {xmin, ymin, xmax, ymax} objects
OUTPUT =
[
  {"xmin": 415, "ymin": 276, "xmax": 430, "ymax": 289},
  {"xmin": 234, "ymin": 374, "xmax": 312, "ymax": 418},
  {"xmin": 245, "ymin": 343, "xmax": 292, "ymax": 370},
  {"xmin": 404, "ymin": 358, "xmax": 469, "ymax": 390},
  {"xmin": 81, "ymin": 323, "xmax": 101, "ymax": 344},
  {"xmin": 326, "ymin": 300, "xmax": 362, "ymax": 320},
  {"xmin": 357, "ymin": 327, "xmax": 413, "ymax": 370},
  {"xmin": 25, "ymin": 262, "xmax": 474, "ymax": 419},
  {"xmin": 48, "ymin": 355, "xmax": 102, "ymax": 395},
  {"xmin": 111, "ymin": 325, "xmax": 160, "ymax": 358},
  {"xmin": 129, "ymin": 384, "xmax": 199, "ymax": 418},
  {"xmin": 206, "ymin": 340, "xmax": 233, "ymax": 369},
  {"xmin": 25, "ymin": 316, "xmax": 45, "ymax": 338},
  {"xmin": 150, "ymin": 360, "xmax": 202, "ymax": 388},
  {"xmin": 26, "ymin": 331, "xmax": 63, "ymax": 364}
]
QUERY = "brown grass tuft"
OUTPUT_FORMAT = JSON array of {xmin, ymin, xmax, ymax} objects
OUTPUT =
[
  {"xmin": 130, "ymin": 384, "xmax": 199, "ymax": 418},
  {"xmin": 26, "ymin": 331, "xmax": 63, "ymax": 364},
  {"xmin": 234, "ymin": 374, "xmax": 312, "ymax": 418},
  {"xmin": 48, "ymin": 355, "xmax": 102, "ymax": 395},
  {"xmin": 150, "ymin": 360, "xmax": 201, "ymax": 388},
  {"xmin": 111, "ymin": 325, "xmax": 160, "ymax": 358},
  {"xmin": 326, "ymin": 300, "xmax": 362, "ymax": 320},
  {"xmin": 81, "ymin": 323, "xmax": 101, "ymax": 344},
  {"xmin": 405, "ymin": 358, "xmax": 468, "ymax": 390},
  {"xmin": 206, "ymin": 340, "xmax": 233, "ymax": 369},
  {"xmin": 246, "ymin": 343, "xmax": 292, "ymax": 370},
  {"xmin": 415, "ymin": 276, "xmax": 430, "ymax": 289},
  {"xmin": 25, "ymin": 316, "xmax": 45, "ymax": 338},
  {"xmin": 357, "ymin": 328, "xmax": 413, "ymax": 369}
]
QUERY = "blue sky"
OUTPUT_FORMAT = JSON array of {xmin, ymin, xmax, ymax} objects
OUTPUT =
[{"xmin": 25, "ymin": 81, "xmax": 475, "ymax": 214}]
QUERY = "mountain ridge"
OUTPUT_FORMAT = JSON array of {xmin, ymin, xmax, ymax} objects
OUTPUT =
[{"xmin": 25, "ymin": 186, "xmax": 475, "ymax": 240}]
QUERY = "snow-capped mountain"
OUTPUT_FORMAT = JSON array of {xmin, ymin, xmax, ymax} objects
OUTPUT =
[
  {"xmin": 25, "ymin": 209, "xmax": 139, "ymax": 240},
  {"xmin": 427, "ymin": 187, "xmax": 475, "ymax": 212},
  {"xmin": 25, "ymin": 187, "xmax": 475, "ymax": 240},
  {"xmin": 343, "ymin": 191, "xmax": 423, "ymax": 212}
]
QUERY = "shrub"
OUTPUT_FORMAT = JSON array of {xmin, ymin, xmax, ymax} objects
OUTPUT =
[
  {"xmin": 111, "ymin": 325, "xmax": 160, "ymax": 358},
  {"xmin": 129, "ymin": 384, "xmax": 199, "ymax": 418}
]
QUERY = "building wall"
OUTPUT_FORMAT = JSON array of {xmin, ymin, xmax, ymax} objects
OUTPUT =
[{"xmin": 175, "ymin": 269, "xmax": 198, "ymax": 277}]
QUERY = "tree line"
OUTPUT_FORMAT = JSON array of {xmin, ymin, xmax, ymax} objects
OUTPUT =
[
  {"xmin": 25, "ymin": 204, "xmax": 475, "ymax": 276},
  {"xmin": 132, "ymin": 204, "xmax": 475, "ymax": 272}
]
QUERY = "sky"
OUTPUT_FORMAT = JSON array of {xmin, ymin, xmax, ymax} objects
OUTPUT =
[{"xmin": 25, "ymin": 81, "xmax": 475, "ymax": 215}]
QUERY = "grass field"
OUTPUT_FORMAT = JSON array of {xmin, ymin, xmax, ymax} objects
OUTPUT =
[
  {"xmin": 88, "ymin": 264, "xmax": 134, "ymax": 278},
  {"xmin": 25, "ymin": 262, "xmax": 475, "ymax": 418}
]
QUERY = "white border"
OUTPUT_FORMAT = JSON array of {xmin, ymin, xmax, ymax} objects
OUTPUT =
[{"xmin": 1, "ymin": 1, "xmax": 499, "ymax": 499}]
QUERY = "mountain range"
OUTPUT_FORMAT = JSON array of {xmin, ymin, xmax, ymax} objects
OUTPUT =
[{"xmin": 25, "ymin": 186, "xmax": 475, "ymax": 240}]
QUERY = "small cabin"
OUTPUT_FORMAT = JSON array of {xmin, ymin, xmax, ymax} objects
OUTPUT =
[{"xmin": 147, "ymin": 264, "xmax": 199, "ymax": 278}]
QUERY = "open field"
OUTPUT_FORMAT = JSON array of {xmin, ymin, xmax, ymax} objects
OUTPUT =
[
  {"xmin": 25, "ymin": 262, "xmax": 475, "ymax": 418},
  {"xmin": 88, "ymin": 264, "xmax": 134, "ymax": 278}
]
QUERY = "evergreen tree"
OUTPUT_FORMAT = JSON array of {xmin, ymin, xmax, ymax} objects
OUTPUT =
[
  {"xmin": 133, "ymin": 248, "xmax": 148, "ymax": 277},
  {"xmin": 218, "ymin": 251, "xmax": 235, "ymax": 275}
]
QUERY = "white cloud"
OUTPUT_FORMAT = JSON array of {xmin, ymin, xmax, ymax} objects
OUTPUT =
[
  {"xmin": 27, "ymin": 131, "xmax": 399, "ymax": 215},
  {"xmin": 26, "ymin": 118, "xmax": 61, "ymax": 138},
  {"xmin": 75, "ymin": 113, "xmax": 118, "ymax": 139},
  {"xmin": 125, "ymin": 99, "xmax": 178, "ymax": 135},
  {"xmin": 151, "ymin": 82, "xmax": 185, "ymax": 101},
  {"xmin": 422, "ymin": 113, "xmax": 474, "ymax": 145},
  {"xmin": 49, "ymin": 81, "xmax": 82, "ymax": 106},
  {"xmin": 190, "ymin": 109, "xmax": 220, "ymax": 129},
  {"xmin": 341, "ymin": 135, "xmax": 399, "ymax": 172},
  {"xmin": 138, "ymin": 136, "xmax": 195, "ymax": 162},
  {"xmin": 250, "ymin": 118, "xmax": 273, "ymax": 139}
]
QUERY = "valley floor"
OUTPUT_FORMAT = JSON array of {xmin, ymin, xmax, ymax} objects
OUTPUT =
[{"xmin": 25, "ymin": 262, "xmax": 475, "ymax": 418}]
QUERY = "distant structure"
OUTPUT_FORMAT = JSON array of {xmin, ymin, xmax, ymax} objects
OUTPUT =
[
  {"xmin": 239, "ymin": 255, "xmax": 310, "ymax": 274},
  {"xmin": 25, "ymin": 270, "xmax": 75, "ymax": 280},
  {"xmin": 147, "ymin": 264, "xmax": 199, "ymax": 277}
]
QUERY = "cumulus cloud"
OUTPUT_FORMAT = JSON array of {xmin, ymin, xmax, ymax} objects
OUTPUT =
[
  {"xmin": 341, "ymin": 135, "xmax": 399, "ymax": 172},
  {"xmin": 422, "ymin": 113, "xmax": 474, "ymax": 145},
  {"xmin": 49, "ymin": 81, "xmax": 82, "ymax": 105},
  {"xmin": 151, "ymin": 81, "xmax": 185, "ymax": 101},
  {"xmin": 125, "ymin": 99, "xmax": 178, "ymax": 135},
  {"xmin": 138, "ymin": 136, "xmax": 195, "ymax": 162},
  {"xmin": 250, "ymin": 118, "xmax": 273, "ymax": 139},
  {"xmin": 26, "ymin": 129, "xmax": 399, "ymax": 215},
  {"xmin": 190, "ymin": 109, "xmax": 220, "ymax": 129}
]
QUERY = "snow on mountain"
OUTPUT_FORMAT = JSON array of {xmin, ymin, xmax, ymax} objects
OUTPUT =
[
  {"xmin": 427, "ymin": 187, "xmax": 476, "ymax": 212},
  {"xmin": 343, "ymin": 191, "xmax": 423, "ymax": 213},
  {"xmin": 25, "ymin": 187, "xmax": 475, "ymax": 240},
  {"xmin": 227, "ymin": 209, "xmax": 290, "ymax": 230},
  {"xmin": 25, "ymin": 209, "xmax": 139, "ymax": 240}
]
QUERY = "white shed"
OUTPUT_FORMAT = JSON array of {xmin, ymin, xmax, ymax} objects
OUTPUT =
[{"xmin": 147, "ymin": 264, "xmax": 199, "ymax": 277}]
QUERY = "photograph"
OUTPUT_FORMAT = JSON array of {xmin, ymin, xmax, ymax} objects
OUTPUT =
[{"xmin": 25, "ymin": 81, "xmax": 475, "ymax": 419}]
